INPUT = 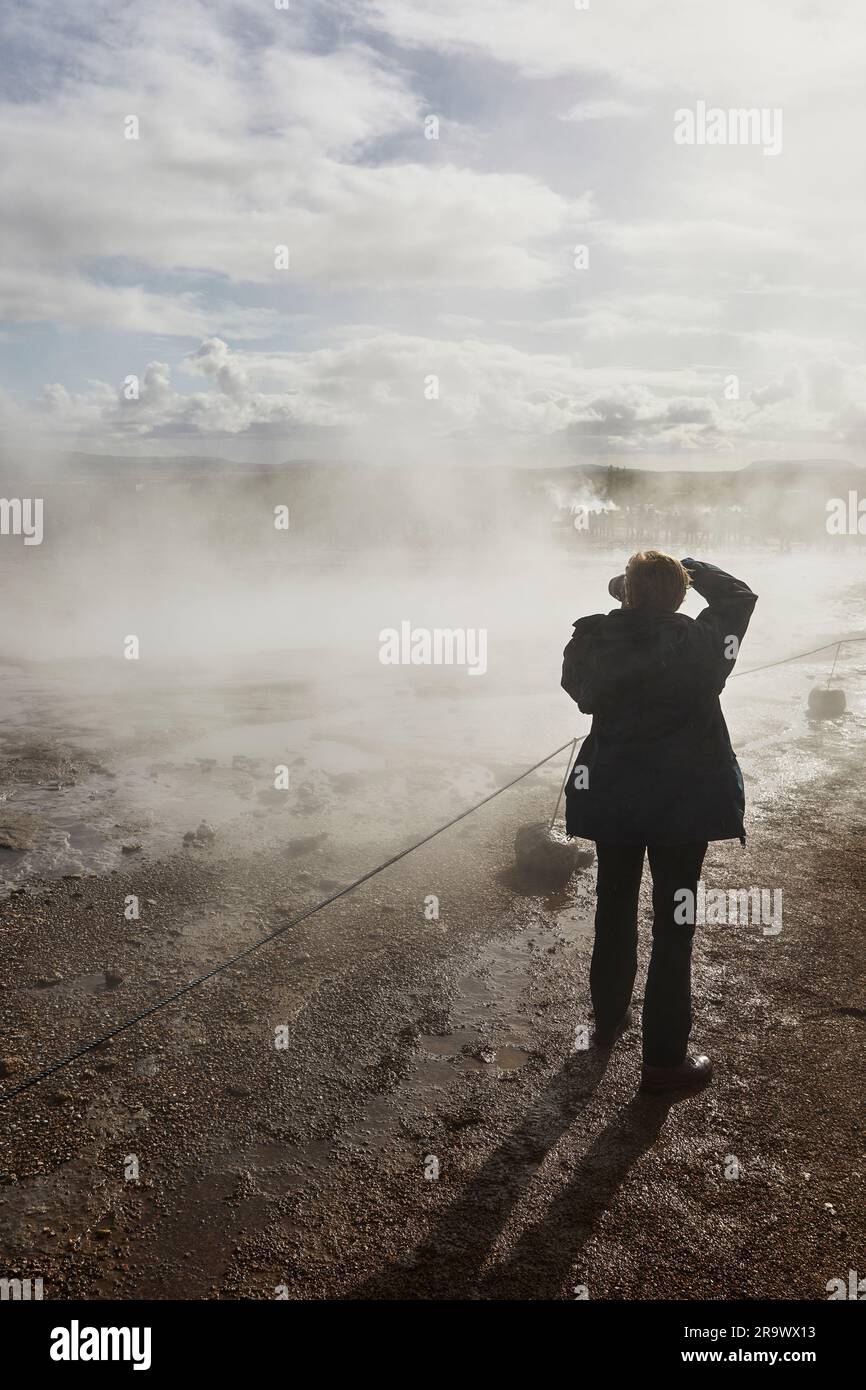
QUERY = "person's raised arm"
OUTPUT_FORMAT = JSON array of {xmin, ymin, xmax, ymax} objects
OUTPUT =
[{"xmin": 681, "ymin": 557, "xmax": 758, "ymax": 679}]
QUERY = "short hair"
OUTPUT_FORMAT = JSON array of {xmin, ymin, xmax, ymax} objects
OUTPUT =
[{"xmin": 624, "ymin": 550, "xmax": 691, "ymax": 612}]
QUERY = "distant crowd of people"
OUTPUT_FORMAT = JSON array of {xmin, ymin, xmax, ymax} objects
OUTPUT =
[{"xmin": 555, "ymin": 501, "xmax": 838, "ymax": 551}]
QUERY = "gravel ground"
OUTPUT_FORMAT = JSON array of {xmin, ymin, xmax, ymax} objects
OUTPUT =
[{"xmin": 0, "ymin": 720, "xmax": 863, "ymax": 1301}]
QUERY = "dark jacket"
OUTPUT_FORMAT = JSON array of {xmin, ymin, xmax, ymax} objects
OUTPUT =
[{"xmin": 561, "ymin": 559, "xmax": 757, "ymax": 846}]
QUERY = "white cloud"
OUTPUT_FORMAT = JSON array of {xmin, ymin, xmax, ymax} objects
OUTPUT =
[
  {"xmin": 0, "ymin": 6, "xmax": 592, "ymax": 341},
  {"xmin": 560, "ymin": 99, "xmax": 646, "ymax": 123},
  {"xmin": 0, "ymin": 267, "xmax": 280, "ymax": 339},
  {"xmin": 353, "ymin": 0, "xmax": 866, "ymax": 97},
  {"xmin": 1, "ymin": 0, "xmax": 864, "ymax": 467},
  {"xmin": 25, "ymin": 333, "xmax": 865, "ymax": 457}
]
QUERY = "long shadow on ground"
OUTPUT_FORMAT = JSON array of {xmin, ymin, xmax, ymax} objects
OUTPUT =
[
  {"xmin": 351, "ymin": 1048, "xmax": 675, "ymax": 1300},
  {"xmin": 478, "ymin": 1093, "xmax": 672, "ymax": 1299}
]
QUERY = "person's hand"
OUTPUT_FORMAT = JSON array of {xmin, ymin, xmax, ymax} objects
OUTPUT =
[{"xmin": 608, "ymin": 573, "xmax": 626, "ymax": 603}]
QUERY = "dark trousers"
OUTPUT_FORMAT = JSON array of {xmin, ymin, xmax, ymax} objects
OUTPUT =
[{"xmin": 592, "ymin": 841, "xmax": 707, "ymax": 1067}]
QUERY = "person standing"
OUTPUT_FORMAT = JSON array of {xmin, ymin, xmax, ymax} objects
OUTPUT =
[{"xmin": 561, "ymin": 552, "xmax": 758, "ymax": 1093}]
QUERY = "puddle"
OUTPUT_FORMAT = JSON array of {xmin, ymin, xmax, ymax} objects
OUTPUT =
[
  {"xmin": 419, "ymin": 1030, "xmax": 530, "ymax": 1072},
  {"xmin": 63, "ymin": 971, "xmax": 124, "ymax": 996},
  {"xmin": 341, "ymin": 909, "xmax": 593, "ymax": 1156},
  {"xmin": 23, "ymin": 970, "xmax": 126, "ymax": 997},
  {"xmin": 86, "ymin": 1099, "xmax": 150, "ymax": 1135},
  {"xmin": 0, "ymin": 1162, "xmax": 113, "ymax": 1256},
  {"xmin": 129, "ymin": 1175, "xmax": 273, "ymax": 1298},
  {"xmin": 216, "ymin": 1139, "xmax": 333, "ymax": 1196},
  {"xmin": 552, "ymin": 904, "xmax": 594, "ymax": 939},
  {"xmin": 342, "ymin": 1095, "xmax": 407, "ymax": 1154}
]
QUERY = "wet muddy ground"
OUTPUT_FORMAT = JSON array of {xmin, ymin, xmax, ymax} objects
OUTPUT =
[{"xmin": 1, "ymin": 556, "xmax": 864, "ymax": 1300}]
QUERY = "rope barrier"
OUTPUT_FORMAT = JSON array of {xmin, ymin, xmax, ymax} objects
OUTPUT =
[
  {"xmin": 2, "ymin": 629, "xmax": 863, "ymax": 1105},
  {"xmin": 731, "ymin": 634, "xmax": 866, "ymax": 679},
  {"xmin": 0, "ymin": 739, "xmax": 575, "ymax": 1103}
]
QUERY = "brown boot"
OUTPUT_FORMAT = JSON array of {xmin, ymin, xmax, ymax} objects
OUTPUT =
[{"xmin": 640, "ymin": 1053, "xmax": 713, "ymax": 1094}]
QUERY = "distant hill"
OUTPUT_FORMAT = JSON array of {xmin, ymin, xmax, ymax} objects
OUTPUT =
[
  {"xmin": 3, "ymin": 450, "xmax": 862, "ymax": 484},
  {"xmin": 743, "ymin": 458, "xmax": 863, "ymax": 474}
]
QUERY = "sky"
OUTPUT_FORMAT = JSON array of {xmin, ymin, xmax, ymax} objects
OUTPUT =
[{"xmin": 1, "ymin": 0, "xmax": 865, "ymax": 467}]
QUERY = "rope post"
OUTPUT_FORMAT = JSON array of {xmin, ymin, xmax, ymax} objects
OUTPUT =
[
  {"xmin": 549, "ymin": 736, "xmax": 578, "ymax": 830},
  {"xmin": 826, "ymin": 640, "xmax": 843, "ymax": 689}
]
